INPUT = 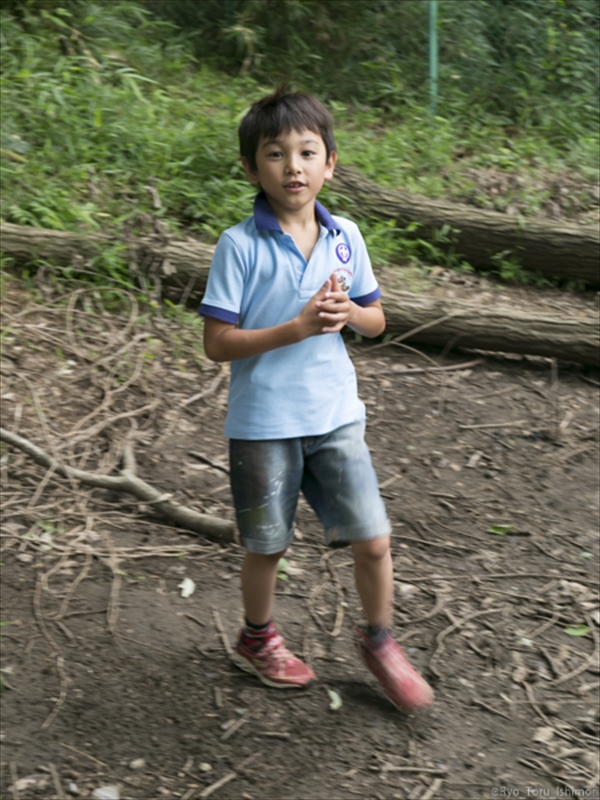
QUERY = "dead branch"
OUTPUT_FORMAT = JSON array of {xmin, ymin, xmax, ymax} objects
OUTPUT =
[{"xmin": 0, "ymin": 427, "xmax": 238, "ymax": 545}]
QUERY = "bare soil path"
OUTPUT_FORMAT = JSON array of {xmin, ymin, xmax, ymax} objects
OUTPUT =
[{"xmin": 1, "ymin": 272, "xmax": 598, "ymax": 800}]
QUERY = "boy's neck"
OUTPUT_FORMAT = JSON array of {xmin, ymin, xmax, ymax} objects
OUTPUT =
[
  {"xmin": 266, "ymin": 196, "xmax": 320, "ymax": 261},
  {"xmin": 266, "ymin": 195, "xmax": 319, "ymax": 234}
]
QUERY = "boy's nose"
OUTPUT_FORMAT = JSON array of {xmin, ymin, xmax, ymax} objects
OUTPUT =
[{"xmin": 285, "ymin": 158, "xmax": 301, "ymax": 174}]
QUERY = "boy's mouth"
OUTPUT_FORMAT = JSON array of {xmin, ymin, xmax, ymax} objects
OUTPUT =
[{"xmin": 285, "ymin": 182, "xmax": 305, "ymax": 189}]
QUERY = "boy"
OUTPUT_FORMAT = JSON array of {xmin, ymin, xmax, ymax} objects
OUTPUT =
[{"xmin": 199, "ymin": 89, "xmax": 433, "ymax": 712}]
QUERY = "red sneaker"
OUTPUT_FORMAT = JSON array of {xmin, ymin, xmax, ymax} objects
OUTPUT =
[
  {"xmin": 356, "ymin": 628, "xmax": 433, "ymax": 712},
  {"xmin": 232, "ymin": 628, "xmax": 316, "ymax": 689}
]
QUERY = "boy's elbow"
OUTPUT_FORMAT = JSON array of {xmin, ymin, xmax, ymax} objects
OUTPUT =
[
  {"xmin": 354, "ymin": 301, "xmax": 385, "ymax": 338},
  {"xmin": 366, "ymin": 322, "xmax": 386, "ymax": 339},
  {"xmin": 203, "ymin": 318, "xmax": 235, "ymax": 362},
  {"xmin": 204, "ymin": 340, "xmax": 227, "ymax": 362},
  {"xmin": 365, "ymin": 309, "xmax": 386, "ymax": 338}
]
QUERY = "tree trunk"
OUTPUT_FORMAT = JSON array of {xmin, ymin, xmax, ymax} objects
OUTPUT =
[
  {"xmin": 330, "ymin": 165, "xmax": 600, "ymax": 286},
  {"xmin": 1, "ymin": 222, "xmax": 598, "ymax": 366}
]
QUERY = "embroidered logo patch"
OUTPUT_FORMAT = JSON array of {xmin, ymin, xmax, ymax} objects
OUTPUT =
[
  {"xmin": 335, "ymin": 243, "xmax": 351, "ymax": 264},
  {"xmin": 333, "ymin": 267, "xmax": 352, "ymax": 293}
]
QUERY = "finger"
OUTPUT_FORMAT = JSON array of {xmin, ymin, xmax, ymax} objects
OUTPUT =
[
  {"xmin": 319, "ymin": 299, "xmax": 350, "ymax": 316},
  {"xmin": 319, "ymin": 309, "xmax": 346, "ymax": 320},
  {"xmin": 329, "ymin": 272, "xmax": 340, "ymax": 293},
  {"xmin": 321, "ymin": 322, "xmax": 345, "ymax": 333},
  {"xmin": 320, "ymin": 311, "xmax": 348, "ymax": 324}
]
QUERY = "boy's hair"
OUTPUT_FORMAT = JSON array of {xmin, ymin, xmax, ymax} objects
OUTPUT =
[{"xmin": 239, "ymin": 88, "xmax": 337, "ymax": 172}]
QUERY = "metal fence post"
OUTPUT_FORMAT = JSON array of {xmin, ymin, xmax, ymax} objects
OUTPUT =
[{"xmin": 429, "ymin": 0, "xmax": 438, "ymax": 116}]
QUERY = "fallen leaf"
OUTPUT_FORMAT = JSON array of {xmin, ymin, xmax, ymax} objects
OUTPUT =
[
  {"xmin": 487, "ymin": 524, "xmax": 514, "ymax": 536},
  {"xmin": 560, "ymin": 580, "xmax": 590, "ymax": 596},
  {"xmin": 512, "ymin": 665, "xmax": 529, "ymax": 683},
  {"xmin": 563, "ymin": 625, "xmax": 591, "ymax": 637},
  {"xmin": 396, "ymin": 582, "xmax": 419, "ymax": 600},
  {"xmin": 12, "ymin": 775, "xmax": 49, "ymax": 793},
  {"xmin": 178, "ymin": 577, "xmax": 196, "ymax": 598},
  {"xmin": 327, "ymin": 688, "xmax": 343, "ymax": 711},
  {"xmin": 92, "ymin": 787, "xmax": 120, "ymax": 800},
  {"xmin": 277, "ymin": 557, "xmax": 290, "ymax": 580},
  {"xmin": 0, "ymin": 667, "xmax": 15, "ymax": 691},
  {"xmin": 285, "ymin": 564, "xmax": 305, "ymax": 576},
  {"xmin": 466, "ymin": 452, "xmax": 483, "ymax": 468},
  {"xmin": 533, "ymin": 727, "xmax": 555, "ymax": 744}
]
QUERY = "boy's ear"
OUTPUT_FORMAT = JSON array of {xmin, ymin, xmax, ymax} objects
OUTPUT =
[
  {"xmin": 241, "ymin": 156, "xmax": 260, "ymax": 185},
  {"xmin": 324, "ymin": 150, "xmax": 338, "ymax": 182}
]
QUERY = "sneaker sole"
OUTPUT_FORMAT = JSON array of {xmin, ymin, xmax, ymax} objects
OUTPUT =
[
  {"xmin": 378, "ymin": 687, "xmax": 433, "ymax": 714},
  {"xmin": 231, "ymin": 652, "xmax": 315, "ymax": 689}
]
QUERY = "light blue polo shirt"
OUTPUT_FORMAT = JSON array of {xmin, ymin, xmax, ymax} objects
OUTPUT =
[{"xmin": 199, "ymin": 193, "xmax": 382, "ymax": 440}]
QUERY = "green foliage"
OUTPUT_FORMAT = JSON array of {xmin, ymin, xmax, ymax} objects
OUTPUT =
[
  {"xmin": 1, "ymin": 0, "xmax": 598, "ymax": 290},
  {"xmin": 0, "ymin": 2, "xmax": 260, "ymax": 237},
  {"xmin": 487, "ymin": 251, "xmax": 554, "ymax": 287},
  {"xmin": 145, "ymin": 0, "xmax": 599, "ymax": 135},
  {"xmin": 487, "ymin": 524, "xmax": 515, "ymax": 536}
]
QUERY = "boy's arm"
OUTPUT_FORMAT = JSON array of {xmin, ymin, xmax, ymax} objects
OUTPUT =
[
  {"xmin": 203, "ymin": 274, "xmax": 385, "ymax": 362},
  {"xmin": 350, "ymin": 299, "xmax": 385, "ymax": 337},
  {"xmin": 204, "ymin": 316, "xmax": 300, "ymax": 362},
  {"xmin": 203, "ymin": 278, "xmax": 338, "ymax": 362}
]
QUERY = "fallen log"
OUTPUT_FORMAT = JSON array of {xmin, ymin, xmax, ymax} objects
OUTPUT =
[
  {"xmin": 330, "ymin": 165, "xmax": 600, "ymax": 286},
  {"xmin": 1, "ymin": 222, "xmax": 598, "ymax": 366},
  {"xmin": 0, "ymin": 221, "xmax": 215, "ymax": 282},
  {"xmin": 381, "ymin": 284, "xmax": 598, "ymax": 365}
]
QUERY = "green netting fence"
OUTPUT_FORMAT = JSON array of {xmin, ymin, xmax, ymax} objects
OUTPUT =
[{"xmin": 144, "ymin": 0, "xmax": 599, "ymax": 131}]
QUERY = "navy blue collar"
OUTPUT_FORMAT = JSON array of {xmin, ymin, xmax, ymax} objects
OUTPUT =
[{"xmin": 254, "ymin": 192, "xmax": 339, "ymax": 233}]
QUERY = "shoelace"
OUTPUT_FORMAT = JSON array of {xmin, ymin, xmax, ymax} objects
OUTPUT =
[{"xmin": 261, "ymin": 634, "xmax": 295, "ymax": 664}]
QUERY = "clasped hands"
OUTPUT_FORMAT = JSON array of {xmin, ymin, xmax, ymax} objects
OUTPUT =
[{"xmin": 297, "ymin": 272, "xmax": 354, "ymax": 337}]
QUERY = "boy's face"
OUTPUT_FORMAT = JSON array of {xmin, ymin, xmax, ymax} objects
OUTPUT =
[{"xmin": 242, "ymin": 128, "xmax": 337, "ymax": 217}]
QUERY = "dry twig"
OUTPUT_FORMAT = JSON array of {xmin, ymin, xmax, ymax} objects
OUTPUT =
[
  {"xmin": 429, "ymin": 607, "xmax": 502, "ymax": 678},
  {"xmin": 0, "ymin": 427, "xmax": 237, "ymax": 544}
]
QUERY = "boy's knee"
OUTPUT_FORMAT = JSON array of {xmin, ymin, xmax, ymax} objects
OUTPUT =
[
  {"xmin": 351, "ymin": 535, "xmax": 390, "ymax": 563},
  {"xmin": 244, "ymin": 548, "xmax": 287, "ymax": 566}
]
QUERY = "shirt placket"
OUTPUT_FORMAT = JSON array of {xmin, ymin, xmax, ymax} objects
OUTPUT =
[{"xmin": 297, "ymin": 228, "xmax": 330, "ymax": 298}]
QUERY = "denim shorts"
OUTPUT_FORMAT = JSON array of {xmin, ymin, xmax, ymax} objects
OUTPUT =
[{"xmin": 229, "ymin": 421, "xmax": 391, "ymax": 555}]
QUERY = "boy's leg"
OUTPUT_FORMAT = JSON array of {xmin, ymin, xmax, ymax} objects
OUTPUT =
[
  {"xmin": 241, "ymin": 550, "xmax": 285, "ymax": 627},
  {"xmin": 352, "ymin": 535, "xmax": 433, "ymax": 712},
  {"xmin": 229, "ymin": 437, "xmax": 316, "ymax": 689},
  {"xmin": 351, "ymin": 536, "xmax": 394, "ymax": 630},
  {"xmin": 301, "ymin": 423, "xmax": 433, "ymax": 711},
  {"xmin": 234, "ymin": 550, "xmax": 317, "ymax": 688}
]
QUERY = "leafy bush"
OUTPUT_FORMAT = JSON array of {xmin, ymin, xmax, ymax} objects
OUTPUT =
[
  {"xmin": 1, "ymin": 0, "xmax": 598, "ymax": 286},
  {"xmin": 1, "ymin": 3, "xmax": 262, "ymax": 236},
  {"xmin": 145, "ymin": 0, "xmax": 599, "ymax": 136}
]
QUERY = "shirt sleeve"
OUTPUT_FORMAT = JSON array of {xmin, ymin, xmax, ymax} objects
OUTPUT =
[
  {"xmin": 346, "ymin": 221, "xmax": 382, "ymax": 306},
  {"xmin": 198, "ymin": 232, "xmax": 246, "ymax": 324}
]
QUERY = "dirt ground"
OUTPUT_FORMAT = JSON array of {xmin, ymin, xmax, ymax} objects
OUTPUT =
[{"xmin": 0, "ymin": 269, "xmax": 599, "ymax": 800}]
